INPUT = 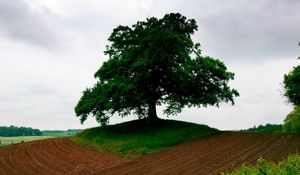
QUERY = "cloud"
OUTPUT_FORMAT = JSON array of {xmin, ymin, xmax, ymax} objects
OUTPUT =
[
  {"xmin": 172, "ymin": 0, "xmax": 300, "ymax": 62},
  {"xmin": 0, "ymin": 0, "xmax": 64, "ymax": 50},
  {"xmin": 0, "ymin": 0, "xmax": 299, "ymax": 130}
]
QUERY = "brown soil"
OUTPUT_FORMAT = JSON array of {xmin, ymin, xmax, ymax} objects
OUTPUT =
[
  {"xmin": 97, "ymin": 132, "xmax": 300, "ymax": 175},
  {"xmin": 0, "ymin": 132, "xmax": 299, "ymax": 175},
  {"xmin": 0, "ymin": 137, "xmax": 125, "ymax": 175}
]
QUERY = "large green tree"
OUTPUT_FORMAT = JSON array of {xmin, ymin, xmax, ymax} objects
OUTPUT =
[{"xmin": 75, "ymin": 13, "xmax": 239, "ymax": 125}]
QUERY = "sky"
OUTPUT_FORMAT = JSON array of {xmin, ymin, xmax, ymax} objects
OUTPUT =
[{"xmin": 0, "ymin": 0, "xmax": 299, "ymax": 130}]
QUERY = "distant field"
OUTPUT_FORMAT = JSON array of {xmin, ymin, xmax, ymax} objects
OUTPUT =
[
  {"xmin": 0, "ymin": 136, "xmax": 54, "ymax": 147},
  {"xmin": 0, "ymin": 129, "xmax": 81, "ymax": 147},
  {"xmin": 42, "ymin": 130, "xmax": 81, "ymax": 137}
]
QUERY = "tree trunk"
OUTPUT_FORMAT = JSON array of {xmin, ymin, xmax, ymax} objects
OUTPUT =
[{"xmin": 147, "ymin": 100, "xmax": 158, "ymax": 123}]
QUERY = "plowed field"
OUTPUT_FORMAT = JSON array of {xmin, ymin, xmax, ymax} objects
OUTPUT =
[
  {"xmin": 0, "ymin": 137, "xmax": 125, "ymax": 175},
  {"xmin": 0, "ymin": 132, "xmax": 299, "ymax": 175},
  {"xmin": 97, "ymin": 132, "xmax": 300, "ymax": 175}
]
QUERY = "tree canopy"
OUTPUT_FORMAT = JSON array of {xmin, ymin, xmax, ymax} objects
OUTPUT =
[{"xmin": 75, "ymin": 13, "xmax": 239, "ymax": 125}]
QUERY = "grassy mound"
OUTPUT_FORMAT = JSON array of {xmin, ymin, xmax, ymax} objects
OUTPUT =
[{"xmin": 72, "ymin": 119, "xmax": 219, "ymax": 158}]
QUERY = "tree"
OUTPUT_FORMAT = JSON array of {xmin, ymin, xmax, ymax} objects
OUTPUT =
[
  {"xmin": 283, "ymin": 44, "xmax": 300, "ymax": 106},
  {"xmin": 282, "ymin": 43, "xmax": 300, "ymax": 134},
  {"xmin": 75, "ymin": 13, "xmax": 239, "ymax": 125},
  {"xmin": 283, "ymin": 66, "xmax": 300, "ymax": 105}
]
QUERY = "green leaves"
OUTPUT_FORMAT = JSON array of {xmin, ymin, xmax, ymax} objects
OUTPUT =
[
  {"xmin": 282, "ymin": 44, "xmax": 300, "ymax": 134},
  {"xmin": 75, "ymin": 13, "xmax": 239, "ymax": 125},
  {"xmin": 283, "ymin": 105, "xmax": 300, "ymax": 134},
  {"xmin": 283, "ymin": 65, "xmax": 300, "ymax": 106}
]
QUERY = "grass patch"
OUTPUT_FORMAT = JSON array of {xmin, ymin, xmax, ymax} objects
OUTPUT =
[
  {"xmin": 222, "ymin": 154, "xmax": 300, "ymax": 175},
  {"xmin": 71, "ymin": 119, "xmax": 219, "ymax": 158},
  {"xmin": 0, "ymin": 136, "xmax": 54, "ymax": 147}
]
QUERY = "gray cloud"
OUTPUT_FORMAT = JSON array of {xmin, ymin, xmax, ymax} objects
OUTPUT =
[
  {"xmin": 0, "ymin": 0, "xmax": 63, "ymax": 50},
  {"xmin": 174, "ymin": 0, "xmax": 300, "ymax": 62}
]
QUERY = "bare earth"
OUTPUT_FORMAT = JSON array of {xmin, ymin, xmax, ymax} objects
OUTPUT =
[
  {"xmin": 0, "ymin": 132, "xmax": 299, "ymax": 175},
  {"xmin": 0, "ymin": 137, "xmax": 125, "ymax": 175},
  {"xmin": 97, "ymin": 132, "xmax": 300, "ymax": 175}
]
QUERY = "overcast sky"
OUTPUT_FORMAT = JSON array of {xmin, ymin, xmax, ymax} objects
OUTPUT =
[{"xmin": 0, "ymin": 0, "xmax": 299, "ymax": 130}]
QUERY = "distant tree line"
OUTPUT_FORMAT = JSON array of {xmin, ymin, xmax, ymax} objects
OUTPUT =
[
  {"xmin": 242, "ymin": 124, "xmax": 282, "ymax": 134},
  {"xmin": 67, "ymin": 129, "xmax": 82, "ymax": 132},
  {"xmin": 0, "ymin": 126, "xmax": 42, "ymax": 136}
]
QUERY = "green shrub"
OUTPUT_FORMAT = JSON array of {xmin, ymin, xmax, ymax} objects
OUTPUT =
[
  {"xmin": 223, "ymin": 154, "xmax": 300, "ymax": 175},
  {"xmin": 283, "ymin": 105, "xmax": 300, "ymax": 134}
]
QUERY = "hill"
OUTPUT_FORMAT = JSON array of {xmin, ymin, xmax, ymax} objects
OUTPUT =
[{"xmin": 72, "ymin": 119, "xmax": 219, "ymax": 158}]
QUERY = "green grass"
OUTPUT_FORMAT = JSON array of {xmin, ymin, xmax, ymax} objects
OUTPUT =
[
  {"xmin": 222, "ymin": 154, "xmax": 300, "ymax": 175},
  {"xmin": 71, "ymin": 119, "xmax": 219, "ymax": 158},
  {"xmin": 0, "ymin": 136, "xmax": 54, "ymax": 147}
]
